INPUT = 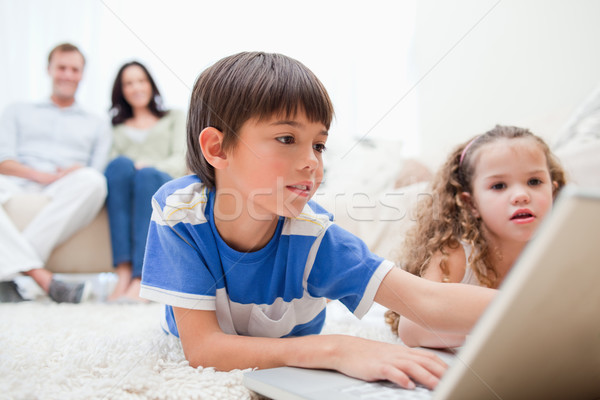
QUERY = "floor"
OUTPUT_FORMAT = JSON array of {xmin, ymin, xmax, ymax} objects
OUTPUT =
[{"xmin": 14, "ymin": 272, "xmax": 118, "ymax": 302}]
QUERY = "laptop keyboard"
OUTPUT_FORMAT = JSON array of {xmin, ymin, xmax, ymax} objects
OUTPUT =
[{"xmin": 340, "ymin": 380, "xmax": 433, "ymax": 399}]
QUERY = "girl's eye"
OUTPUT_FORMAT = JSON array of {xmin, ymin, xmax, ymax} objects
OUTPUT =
[
  {"xmin": 276, "ymin": 136, "xmax": 295, "ymax": 145},
  {"xmin": 313, "ymin": 143, "xmax": 327, "ymax": 153},
  {"xmin": 528, "ymin": 178, "xmax": 542, "ymax": 186},
  {"xmin": 491, "ymin": 183, "xmax": 506, "ymax": 190}
]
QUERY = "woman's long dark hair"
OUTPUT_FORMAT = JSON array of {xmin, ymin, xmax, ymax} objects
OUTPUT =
[{"xmin": 109, "ymin": 61, "xmax": 167, "ymax": 126}]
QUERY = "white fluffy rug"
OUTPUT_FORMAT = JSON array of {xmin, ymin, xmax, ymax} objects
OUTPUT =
[{"xmin": 0, "ymin": 301, "xmax": 401, "ymax": 399}]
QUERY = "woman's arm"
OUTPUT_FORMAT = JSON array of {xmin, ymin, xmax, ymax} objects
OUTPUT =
[{"xmin": 173, "ymin": 307, "xmax": 447, "ymax": 390}]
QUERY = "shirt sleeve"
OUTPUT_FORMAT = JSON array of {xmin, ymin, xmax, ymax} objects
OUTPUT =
[
  {"xmin": 154, "ymin": 109, "xmax": 187, "ymax": 177},
  {"xmin": 89, "ymin": 117, "xmax": 112, "ymax": 172},
  {"xmin": 306, "ymin": 223, "xmax": 394, "ymax": 319},
  {"xmin": 140, "ymin": 190, "xmax": 218, "ymax": 310},
  {"xmin": 0, "ymin": 104, "xmax": 20, "ymax": 163}
]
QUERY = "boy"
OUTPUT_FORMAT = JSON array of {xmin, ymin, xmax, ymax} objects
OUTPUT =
[{"xmin": 140, "ymin": 52, "xmax": 495, "ymax": 390}]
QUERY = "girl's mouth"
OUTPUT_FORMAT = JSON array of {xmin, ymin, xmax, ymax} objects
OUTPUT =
[{"xmin": 511, "ymin": 209, "xmax": 535, "ymax": 223}]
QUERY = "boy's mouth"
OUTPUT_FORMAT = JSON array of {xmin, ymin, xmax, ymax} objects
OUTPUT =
[{"xmin": 286, "ymin": 183, "xmax": 312, "ymax": 197}]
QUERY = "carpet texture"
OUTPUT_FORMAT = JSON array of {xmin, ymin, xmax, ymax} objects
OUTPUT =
[{"xmin": 0, "ymin": 301, "xmax": 400, "ymax": 399}]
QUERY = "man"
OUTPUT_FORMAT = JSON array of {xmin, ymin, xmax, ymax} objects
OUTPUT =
[{"xmin": 0, "ymin": 43, "xmax": 111, "ymax": 303}]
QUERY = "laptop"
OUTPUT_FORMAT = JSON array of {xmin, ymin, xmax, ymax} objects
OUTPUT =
[{"xmin": 243, "ymin": 186, "xmax": 600, "ymax": 400}]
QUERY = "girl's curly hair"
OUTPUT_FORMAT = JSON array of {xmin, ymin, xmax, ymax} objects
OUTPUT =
[{"xmin": 385, "ymin": 125, "xmax": 567, "ymax": 333}]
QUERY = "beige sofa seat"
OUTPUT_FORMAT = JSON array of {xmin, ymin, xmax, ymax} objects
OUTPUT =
[{"xmin": 3, "ymin": 194, "xmax": 113, "ymax": 273}]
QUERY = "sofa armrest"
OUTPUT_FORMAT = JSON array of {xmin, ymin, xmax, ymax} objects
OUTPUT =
[{"xmin": 3, "ymin": 194, "xmax": 113, "ymax": 274}]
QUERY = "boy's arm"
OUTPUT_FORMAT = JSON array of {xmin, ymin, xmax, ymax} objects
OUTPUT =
[
  {"xmin": 173, "ymin": 307, "xmax": 447, "ymax": 390},
  {"xmin": 375, "ymin": 267, "xmax": 496, "ymax": 335},
  {"xmin": 397, "ymin": 248, "xmax": 475, "ymax": 348}
]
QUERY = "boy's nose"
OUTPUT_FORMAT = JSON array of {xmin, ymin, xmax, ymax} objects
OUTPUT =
[{"xmin": 301, "ymin": 148, "xmax": 319, "ymax": 171}]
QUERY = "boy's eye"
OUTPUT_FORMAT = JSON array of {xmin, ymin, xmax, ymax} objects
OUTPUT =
[
  {"xmin": 528, "ymin": 178, "xmax": 542, "ymax": 186},
  {"xmin": 276, "ymin": 136, "xmax": 295, "ymax": 145},
  {"xmin": 313, "ymin": 143, "xmax": 327, "ymax": 153},
  {"xmin": 491, "ymin": 183, "xmax": 506, "ymax": 190}
]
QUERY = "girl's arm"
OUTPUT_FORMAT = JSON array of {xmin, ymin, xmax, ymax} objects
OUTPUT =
[
  {"xmin": 375, "ymin": 262, "xmax": 496, "ymax": 342},
  {"xmin": 398, "ymin": 317, "xmax": 466, "ymax": 348},
  {"xmin": 173, "ymin": 307, "xmax": 447, "ymax": 390},
  {"xmin": 397, "ymin": 248, "xmax": 475, "ymax": 348}
]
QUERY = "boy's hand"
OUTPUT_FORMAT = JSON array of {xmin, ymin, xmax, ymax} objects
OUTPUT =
[
  {"xmin": 330, "ymin": 335, "xmax": 447, "ymax": 390},
  {"xmin": 174, "ymin": 308, "xmax": 446, "ymax": 390}
]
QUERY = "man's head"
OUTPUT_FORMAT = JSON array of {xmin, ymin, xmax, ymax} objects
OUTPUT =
[
  {"xmin": 47, "ymin": 43, "xmax": 86, "ymax": 107},
  {"xmin": 186, "ymin": 52, "xmax": 334, "ymax": 189}
]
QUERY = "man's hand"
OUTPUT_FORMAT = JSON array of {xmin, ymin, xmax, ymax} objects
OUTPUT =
[{"xmin": 32, "ymin": 164, "xmax": 82, "ymax": 185}]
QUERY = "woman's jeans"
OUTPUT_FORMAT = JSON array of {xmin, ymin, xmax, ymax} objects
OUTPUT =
[{"xmin": 105, "ymin": 156, "xmax": 172, "ymax": 278}]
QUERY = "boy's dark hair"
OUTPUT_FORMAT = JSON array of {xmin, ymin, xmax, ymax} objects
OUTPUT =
[
  {"xmin": 109, "ymin": 61, "xmax": 167, "ymax": 126},
  {"xmin": 186, "ymin": 52, "xmax": 334, "ymax": 189},
  {"xmin": 48, "ymin": 43, "xmax": 85, "ymax": 66}
]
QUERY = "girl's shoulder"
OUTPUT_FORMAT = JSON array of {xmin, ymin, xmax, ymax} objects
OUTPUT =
[{"xmin": 421, "ymin": 243, "xmax": 468, "ymax": 283}]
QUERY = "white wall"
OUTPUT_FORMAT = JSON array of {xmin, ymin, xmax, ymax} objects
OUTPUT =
[
  {"xmin": 413, "ymin": 0, "xmax": 600, "ymax": 169},
  {"xmin": 0, "ymin": 0, "xmax": 417, "ymax": 159},
  {"xmin": 1, "ymin": 0, "xmax": 599, "ymax": 170}
]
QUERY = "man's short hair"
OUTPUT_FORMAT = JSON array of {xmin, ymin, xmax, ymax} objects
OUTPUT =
[
  {"xmin": 48, "ymin": 43, "xmax": 86, "ymax": 66},
  {"xmin": 186, "ymin": 52, "xmax": 334, "ymax": 189}
]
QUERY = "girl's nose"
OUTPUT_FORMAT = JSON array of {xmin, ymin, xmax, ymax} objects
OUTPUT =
[{"xmin": 511, "ymin": 188, "xmax": 531, "ymax": 205}]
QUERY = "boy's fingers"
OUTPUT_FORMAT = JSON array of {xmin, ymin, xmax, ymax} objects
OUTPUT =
[
  {"xmin": 378, "ymin": 365, "xmax": 415, "ymax": 390},
  {"xmin": 383, "ymin": 348, "xmax": 447, "ymax": 389},
  {"xmin": 411, "ymin": 353, "xmax": 447, "ymax": 378},
  {"xmin": 410, "ymin": 347, "xmax": 449, "ymax": 368},
  {"xmin": 391, "ymin": 361, "xmax": 440, "ymax": 390}
]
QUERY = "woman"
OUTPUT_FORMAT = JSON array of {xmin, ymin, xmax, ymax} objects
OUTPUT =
[{"xmin": 106, "ymin": 61, "xmax": 186, "ymax": 302}]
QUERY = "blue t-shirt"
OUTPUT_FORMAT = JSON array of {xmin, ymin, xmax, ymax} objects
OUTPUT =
[{"xmin": 140, "ymin": 175, "xmax": 393, "ymax": 338}]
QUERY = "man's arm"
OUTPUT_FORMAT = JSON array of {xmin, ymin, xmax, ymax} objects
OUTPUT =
[
  {"xmin": 0, "ymin": 103, "xmax": 71, "ymax": 185},
  {"xmin": 375, "ymin": 267, "xmax": 496, "ymax": 335},
  {"xmin": 88, "ymin": 119, "xmax": 112, "ymax": 172},
  {"xmin": 0, "ymin": 159, "xmax": 62, "ymax": 185},
  {"xmin": 173, "ymin": 307, "xmax": 447, "ymax": 390}
]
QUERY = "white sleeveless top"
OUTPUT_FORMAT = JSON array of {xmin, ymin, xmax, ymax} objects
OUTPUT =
[{"xmin": 460, "ymin": 242, "xmax": 483, "ymax": 286}]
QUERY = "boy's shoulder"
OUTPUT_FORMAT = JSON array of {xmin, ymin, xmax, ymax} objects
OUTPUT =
[
  {"xmin": 284, "ymin": 200, "xmax": 334, "ymax": 238},
  {"xmin": 154, "ymin": 174, "xmax": 203, "ymax": 200},
  {"xmin": 152, "ymin": 175, "xmax": 209, "ymax": 222}
]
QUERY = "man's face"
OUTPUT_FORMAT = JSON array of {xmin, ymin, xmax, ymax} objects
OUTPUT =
[{"xmin": 47, "ymin": 50, "xmax": 85, "ymax": 102}]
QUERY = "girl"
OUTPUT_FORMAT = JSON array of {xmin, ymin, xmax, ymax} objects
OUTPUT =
[
  {"xmin": 385, "ymin": 125, "xmax": 567, "ymax": 348},
  {"xmin": 105, "ymin": 61, "xmax": 187, "ymax": 302}
]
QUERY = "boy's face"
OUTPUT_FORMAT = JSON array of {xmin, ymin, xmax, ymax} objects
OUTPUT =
[{"xmin": 218, "ymin": 110, "xmax": 328, "ymax": 220}]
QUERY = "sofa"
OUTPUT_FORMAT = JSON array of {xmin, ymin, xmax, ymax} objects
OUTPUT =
[{"xmin": 4, "ymin": 194, "xmax": 113, "ymax": 274}]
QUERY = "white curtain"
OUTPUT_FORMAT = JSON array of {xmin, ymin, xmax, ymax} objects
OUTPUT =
[{"xmin": 0, "ymin": 0, "xmax": 418, "ymax": 156}]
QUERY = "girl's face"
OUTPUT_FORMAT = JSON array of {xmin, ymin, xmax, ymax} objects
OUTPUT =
[
  {"xmin": 121, "ymin": 65, "xmax": 153, "ymax": 109},
  {"xmin": 465, "ymin": 138, "xmax": 555, "ymax": 246}
]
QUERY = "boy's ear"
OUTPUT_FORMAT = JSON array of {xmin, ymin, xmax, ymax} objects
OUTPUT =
[
  {"xmin": 199, "ymin": 127, "xmax": 228, "ymax": 169},
  {"xmin": 460, "ymin": 191, "xmax": 480, "ymax": 218}
]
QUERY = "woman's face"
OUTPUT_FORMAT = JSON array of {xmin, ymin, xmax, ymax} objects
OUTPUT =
[{"xmin": 121, "ymin": 65, "xmax": 153, "ymax": 109}]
